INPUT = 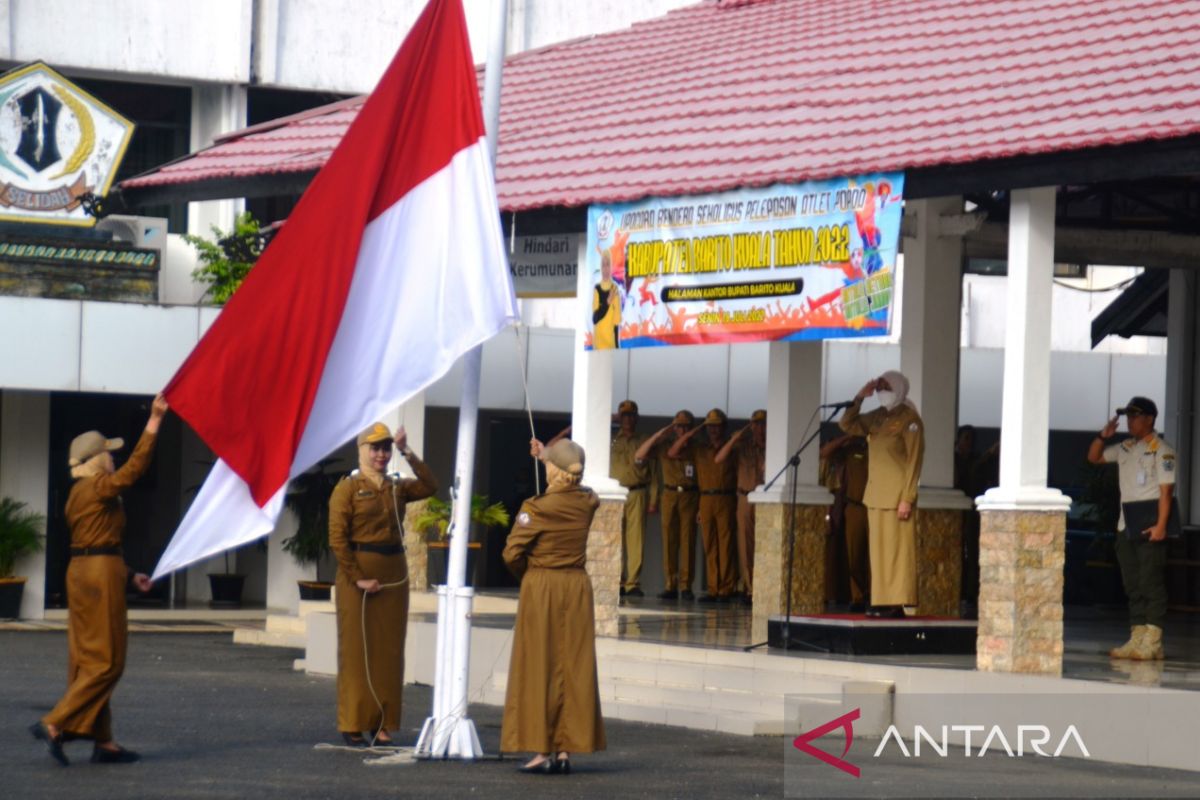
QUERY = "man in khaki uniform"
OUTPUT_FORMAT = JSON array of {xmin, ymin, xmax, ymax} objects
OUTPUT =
[
  {"xmin": 611, "ymin": 400, "xmax": 654, "ymax": 597},
  {"xmin": 1088, "ymin": 396, "xmax": 1175, "ymax": 660},
  {"xmin": 670, "ymin": 408, "xmax": 737, "ymax": 602},
  {"xmin": 820, "ymin": 433, "xmax": 870, "ymax": 611},
  {"xmin": 840, "ymin": 371, "xmax": 924, "ymax": 618},
  {"xmin": 636, "ymin": 410, "xmax": 700, "ymax": 600},
  {"xmin": 715, "ymin": 409, "xmax": 766, "ymax": 601}
]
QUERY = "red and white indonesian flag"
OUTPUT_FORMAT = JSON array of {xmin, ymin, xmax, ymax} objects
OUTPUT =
[{"xmin": 153, "ymin": 0, "xmax": 516, "ymax": 579}]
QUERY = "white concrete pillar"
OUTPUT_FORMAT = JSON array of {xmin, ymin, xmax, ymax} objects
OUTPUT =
[
  {"xmin": 0, "ymin": 390, "xmax": 50, "ymax": 619},
  {"xmin": 756, "ymin": 341, "xmax": 830, "ymax": 503},
  {"xmin": 978, "ymin": 187, "xmax": 1069, "ymax": 512},
  {"xmin": 185, "ymin": 83, "xmax": 248, "ymax": 302},
  {"xmin": 1165, "ymin": 269, "xmax": 1196, "ymax": 523},
  {"xmin": 900, "ymin": 197, "xmax": 965, "ymax": 493}
]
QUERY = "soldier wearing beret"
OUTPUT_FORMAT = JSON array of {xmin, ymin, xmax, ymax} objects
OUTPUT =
[
  {"xmin": 715, "ymin": 409, "xmax": 766, "ymax": 601},
  {"xmin": 840, "ymin": 371, "xmax": 925, "ymax": 618},
  {"xmin": 670, "ymin": 408, "xmax": 737, "ymax": 602},
  {"xmin": 636, "ymin": 410, "xmax": 700, "ymax": 600},
  {"xmin": 32, "ymin": 394, "xmax": 168, "ymax": 766},
  {"xmin": 1088, "ymin": 396, "xmax": 1176, "ymax": 660},
  {"xmin": 328, "ymin": 422, "xmax": 436, "ymax": 747},
  {"xmin": 610, "ymin": 400, "xmax": 653, "ymax": 598}
]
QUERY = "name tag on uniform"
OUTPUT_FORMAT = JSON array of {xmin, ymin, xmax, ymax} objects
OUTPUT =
[
  {"xmin": 685, "ymin": 464, "xmax": 695, "ymax": 478},
  {"xmin": 357, "ymin": 489, "xmax": 377, "ymax": 498},
  {"xmin": 1136, "ymin": 469, "xmax": 1147, "ymax": 486}
]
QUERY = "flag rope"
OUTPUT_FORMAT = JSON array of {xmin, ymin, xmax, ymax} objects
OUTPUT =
[{"xmin": 512, "ymin": 323, "xmax": 540, "ymax": 495}]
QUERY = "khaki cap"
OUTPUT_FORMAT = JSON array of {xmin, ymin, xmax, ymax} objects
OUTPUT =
[
  {"xmin": 544, "ymin": 439, "xmax": 586, "ymax": 474},
  {"xmin": 672, "ymin": 410, "xmax": 695, "ymax": 426},
  {"xmin": 356, "ymin": 422, "xmax": 392, "ymax": 446},
  {"xmin": 617, "ymin": 399, "xmax": 639, "ymax": 416},
  {"xmin": 704, "ymin": 408, "xmax": 727, "ymax": 426},
  {"xmin": 750, "ymin": 409, "xmax": 767, "ymax": 423},
  {"xmin": 69, "ymin": 431, "xmax": 123, "ymax": 466}
]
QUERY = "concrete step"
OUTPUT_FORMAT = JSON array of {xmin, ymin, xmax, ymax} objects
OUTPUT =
[{"xmin": 233, "ymin": 627, "xmax": 305, "ymax": 649}]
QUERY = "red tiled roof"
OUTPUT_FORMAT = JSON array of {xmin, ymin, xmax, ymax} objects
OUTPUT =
[{"xmin": 122, "ymin": 0, "xmax": 1200, "ymax": 211}]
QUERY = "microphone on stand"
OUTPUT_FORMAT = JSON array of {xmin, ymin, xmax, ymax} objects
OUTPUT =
[{"xmin": 818, "ymin": 399, "xmax": 856, "ymax": 410}]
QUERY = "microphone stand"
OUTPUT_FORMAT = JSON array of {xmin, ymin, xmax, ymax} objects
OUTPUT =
[{"xmin": 744, "ymin": 404, "xmax": 846, "ymax": 653}]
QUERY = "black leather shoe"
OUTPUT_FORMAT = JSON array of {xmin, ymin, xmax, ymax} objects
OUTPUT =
[
  {"xmin": 848, "ymin": 602, "xmax": 866, "ymax": 614},
  {"xmin": 625, "ymin": 587, "xmax": 644, "ymax": 598},
  {"xmin": 556, "ymin": 757, "xmax": 571, "ymax": 775},
  {"xmin": 680, "ymin": 590, "xmax": 695, "ymax": 601},
  {"xmin": 91, "ymin": 746, "xmax": 140, "ymax": 764},
  {"xmin": 30, "ymin": 722, "xmax": 69, "ymax": 767},
  {"xmin": 341, "ymin": 732, "xmax": 368, "ymax": 747},
  {"xmin": 369, "ymin": 738, "xmax": 400, "ymax": 748},
  {"xmin": 656, "ymin": 589, "xmax": 679, "ymax": 600},
  {"xmin": 519, "ymin": 758, "xmax": 555, "ymax": 774},
  {"xmin": 698, "ymin": 594, "xmax": 720, "ymax": 603}
]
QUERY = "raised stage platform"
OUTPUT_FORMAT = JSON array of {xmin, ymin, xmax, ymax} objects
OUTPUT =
[{"xmin": 766, "ymin": 613, "xmax": 978, "ymax": 655}]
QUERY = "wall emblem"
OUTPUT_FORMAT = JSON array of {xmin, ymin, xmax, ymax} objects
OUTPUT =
[{"xmin": 0, "ymin": 62, "xmax": 134, "ymax": 226}]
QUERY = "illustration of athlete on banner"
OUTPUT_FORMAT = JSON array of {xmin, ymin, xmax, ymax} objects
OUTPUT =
[{"xmin": 584, "ymin": 173, "xmax": 904, "ymax": 350}]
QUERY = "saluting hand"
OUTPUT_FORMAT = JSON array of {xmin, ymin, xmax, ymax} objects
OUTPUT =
[
  {"xmin": 856, "ymin": 380, "xmax": 877, "ymax": 401},
  {"xmin": 1100, "ymin": 416, "xmax": 1119, "ymax": 439},
  {"xmin": 394, "ymin": 426, "xmax": 409, "ymax": 454}
]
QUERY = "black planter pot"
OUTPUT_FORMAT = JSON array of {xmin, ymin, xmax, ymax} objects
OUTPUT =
[
  {"xmin": 0, "ymin": 577, "xmax": 26, "ymax": 619},
  {"xmin": 426, "ymin": 544, "xmax": 479, "ymax": 587},
  {"xmin": 208, "ymin": 574, "xmax": 245, "ymax": 608},
  {"xmin": 298, "ymin": 580, "xmax": 333, "ymax": 601}
]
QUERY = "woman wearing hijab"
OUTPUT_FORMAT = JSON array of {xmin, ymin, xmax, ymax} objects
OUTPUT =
[
  {"xmin": 32, "ymin": 394, "xmax": 168, "ymax": 766},
  {"xmin": 839, "ymin": 370, "xmax": 925, "ymax": 618},
  {"xmin": 501, "ymin": 438, "xmax": 605, "ymax": 775},
  {"xmin": 328, "ymin": 422, "xmax": 436, "ymax": 747}
]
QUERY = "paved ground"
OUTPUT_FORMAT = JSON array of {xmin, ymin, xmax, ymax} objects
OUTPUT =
[{"xmin": 2, "ymin": 631, "xmax": 1197, "ymax": 799}]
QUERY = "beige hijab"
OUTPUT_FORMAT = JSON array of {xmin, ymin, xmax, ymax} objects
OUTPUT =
[{"xmin": 70, "ymin": 452, "xmax": 111, "ymax": 480}]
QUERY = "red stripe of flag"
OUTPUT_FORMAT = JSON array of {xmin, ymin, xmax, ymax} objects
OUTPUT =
[{"xmin": 164, "ymin": 0, "xmax": 485, "ymax": 505}]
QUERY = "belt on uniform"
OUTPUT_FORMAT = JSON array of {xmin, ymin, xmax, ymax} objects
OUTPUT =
[
  {"xmin": 349, "ymin": 542, "xmax": 403, "ymax": 555},
  {"xmin": 664, "ymin": 484, "xmax": 697, "ymax": 493},
  {"xmin": 701, "ymin": 489, "xmax": 736, "ymax": 496},
  {"xmin": 623, "ymin": 483, "xmax": 649, "ymax": 491},
  {"xmin": 69, "ymin": 546, "xmax": 122, "ymax": 557}
]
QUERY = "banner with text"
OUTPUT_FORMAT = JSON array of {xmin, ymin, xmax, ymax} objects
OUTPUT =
[
  {"xmin": 584, "ymin": 174, "xmax": 903, "ymax": 349},
  {"xmin": 510, "ymin": 233, "xmax": 578, "ymax": 298}
]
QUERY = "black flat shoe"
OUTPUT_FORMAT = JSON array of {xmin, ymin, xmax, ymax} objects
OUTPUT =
[
  {"xmin": 91, "ymin": 746, "xmax": 140, "ymax": 764},
  {"xmin": 680, "ymin": 590, "xmax": 695, "ymax": 601},
  {"xmin": 30, "ymin": 722, "xmax": 68, "ymax": 767},
  {"xmin": 656, "ymin": 589, "xmax": 679, "ymax": 600},
  {"xmin": 697, "ymin": 594, "xmax": 720, "ymax": 604},
  {"xmin": 556, "ymin": 757, "xmax": 571, "ymax": 775},
  {"xmin": 341, "ymin": 732, "xmax": 368, "ymax": 747},
  {"xmin": 369, "ymin": 739, "xmax": 400, "ymax": 748},
  {"xmin": 519, "ymin": 758, "xmax": 555, "ymax": 774}
]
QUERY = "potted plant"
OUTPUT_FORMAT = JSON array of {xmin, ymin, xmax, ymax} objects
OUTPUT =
[
  {"xmin": 282, "ymin": 458, "xmax": 343, "ymax": 601},
  {"xmin": 0, "ymin": 497, "xmax": 46, "ymax": 619},
  {"xmin": 207, "ymin": 551, "xmax": 246, "ymax": 609},
  {"xmin": 413, "ymin": 495, "xmax": 510, "ymax": 587},
  {"xmin": 183, "ymin": 211, "xmax": 273, "ymax": 305}
]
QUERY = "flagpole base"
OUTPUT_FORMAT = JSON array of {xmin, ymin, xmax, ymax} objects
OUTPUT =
[{"xmin": 414, "ymin": 715, "xmax": 483, "ymax": 760}]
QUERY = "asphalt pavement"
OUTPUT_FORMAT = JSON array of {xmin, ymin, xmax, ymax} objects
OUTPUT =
[{"xmin": 2, "ymin": 631, "xmax": 1197, "ymax": 799}]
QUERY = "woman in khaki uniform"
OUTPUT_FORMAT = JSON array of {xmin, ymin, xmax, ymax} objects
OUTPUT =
[
  {"xmin": 839, "ymin": 371, "xmax": 924, "ymax": 618},
  {"xmin": 501, "ymin": 438, "xmax": 605, "ymax": 775},
  {"xmin": 32, "ymin": 394, "xmax": 168, "ymax": 766},
  {"xmin": 328, "ymin": 422, "xmax": 436, "ymax": 747}
]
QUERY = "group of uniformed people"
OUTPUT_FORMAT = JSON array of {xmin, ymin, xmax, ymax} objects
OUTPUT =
[{"xmin": 604, "ymin": 401, "xmax": 766, "ymax": 603}]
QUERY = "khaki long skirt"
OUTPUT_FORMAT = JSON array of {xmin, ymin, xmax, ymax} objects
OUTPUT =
[
  {"xmin": 44, "ymin": 555, "xmax": 128, "ymax": 741},
  {"xmin": 501, "ymin": 567, "xmax": 605, "ymax": 754},
  {"xmin": 866, "ymin": 507, "xmax": 918, "ymax": 606},
  {"xmin": 335, "ymin": 551, "xmax": 409, "ymax": 733}
]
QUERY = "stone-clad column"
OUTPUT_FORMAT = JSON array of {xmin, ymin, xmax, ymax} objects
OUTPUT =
[
  {"xmin": 571, "ymin": 235, "xmax": 625, "ymax": 637},
  {"xmin": 976, "ymin": 187, "xmax": 1071, "ymax": 675},
  {"xmin": 750, "ymin": 342, "xmax": 832, "ymax": 643}
]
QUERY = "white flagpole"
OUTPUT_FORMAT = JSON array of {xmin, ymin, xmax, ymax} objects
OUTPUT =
[{"xmin": 415, "ymin": 0, "xmax": 508, "ymax": 761}]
